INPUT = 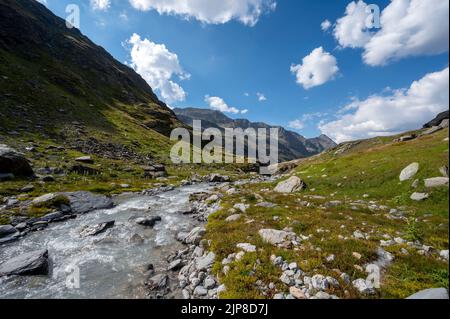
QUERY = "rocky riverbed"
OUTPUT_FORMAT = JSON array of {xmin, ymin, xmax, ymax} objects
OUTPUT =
[{"xmin": 0, "ymin": 182, "xmax": 225, "ymax": 299}]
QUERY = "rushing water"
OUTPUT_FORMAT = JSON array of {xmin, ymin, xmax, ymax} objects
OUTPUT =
[{"xmin": 0, "ymin": 184, "xmax": 210, "ymax": 299}]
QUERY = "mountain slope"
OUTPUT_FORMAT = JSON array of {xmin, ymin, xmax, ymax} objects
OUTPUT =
[
  {"xmin": 0, "ymin": 0, "xmax": 183, "ymax": 161},
  {"xmin": 205, "ymin": 125, "xmax": 449, "ymax": 299},
  {"xmin": 174, "ymin": 107, "xmax": 337, "ymax": 161}
]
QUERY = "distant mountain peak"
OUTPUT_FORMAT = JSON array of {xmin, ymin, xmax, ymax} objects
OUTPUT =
[{"xmin": 173, "ymin": 107, "xmax": 337, "ymax": 161}]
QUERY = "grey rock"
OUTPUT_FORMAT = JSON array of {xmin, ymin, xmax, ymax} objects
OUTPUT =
[
  {"xmin": 410, "ymin": 192, "xmax": 429, "ymax": 201},
  {"xmin": 311, "ymin": 275, "xmax": 329, "ymax": 291},
  {"xmin": 0, "ymin": 249, "xmax": 49, "ymax": 277},
  {"xmin": 183, "ymin": 227, "xmax": 206, "ymax": 245},
  {"xmin": 274, "ymin": 176, "xmax": 306, "ymax": 193},
  {"xmin": 0, "ymin": 225, "xmax": 17, "ymax": 238},
  {"xmin": 168, "ymin": 259, "xmax": 184, "ymax": 271},
  {"xmin": 147, "ymin": 274, "xmax": 168, "ymax": 291},
  {"xmin": 194, "ymin": 286, "xmax": 208, "ymax": 297},
  {"xmin": 259, "ymin": 229, "xmax": 297, "ymax": 246},
  {"xmin": 352, "ymin": 279, "xmax": 375, "ymax": 295},
  {"xmin": 280, "ymin": 273, "xmax": 293, "ymax": 286},
  {"xmin": 182, "ymin": 289, "xmax": 190, "ymax": 299},
  {"xmin": 64, "ymin": 191, "xmax": 113, "ymax": 214},
  {"xmin": 79, "ymin": 220, "xmax": 115, "ymax": 237},
  {"xmin": 196, "ymin": 252, "xmax": 216, "ymax": 271},
  {"xmin": 225, "ymin": 214, "xmax": 242, "ymax": 222},
  {"xmin": 236, "ymin": 243, "xmax": 256, "ymax": 252},
  {"xmin": 204, "ymin": 276, "xmax": 216, "ymax": 289},
  {"xmin": 406, "ymin": 288, "xmax": 449, "ymax": 299},
  {"xmin": 400, "ymin": 163, "xmax": 419, "ymax": 181},
  {"xmin": 424, "ymin": 177, "xmax": 449, "ymax": 188}
]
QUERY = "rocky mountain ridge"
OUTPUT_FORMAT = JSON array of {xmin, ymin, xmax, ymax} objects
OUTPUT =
[{"xmin": 174, "ymin": 107, "xmax": 337, "ymax": 161}]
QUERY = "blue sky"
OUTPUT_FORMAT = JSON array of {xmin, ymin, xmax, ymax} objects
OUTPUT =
[{"xmin": 40, "ymin": 0, "xmax": 449, "ymax": 142}]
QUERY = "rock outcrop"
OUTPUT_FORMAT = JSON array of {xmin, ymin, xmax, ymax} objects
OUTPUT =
[{"xmin": 0, "ymin": 144, "xmax": 34, "ymax": 178}]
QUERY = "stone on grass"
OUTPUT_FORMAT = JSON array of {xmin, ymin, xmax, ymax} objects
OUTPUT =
[
  {"xmin": 236, "ymin": 243, "xmax": 257, "ymax": 253},
  {"xmin": 410, "ymin": 192, "xmax": 429, "ymax": 201},
  {"xmin": 424, "ymin": 177, "xmax": 449, "ymax": 188},
  {"xmin": 225, "ymin": 214, "xmax": 242, "ymax": 222},
  {"xmin": 274, "ymin": 176, "xmax": 306, "ymax": 193},
  {"xmin": 289, "ymin": 287, "xmax": 306, "ymax": 299},
  {"xmin": 259, "ymin": 229, "xmax": 297, "ymax": 246},
  {"xmin": 399, "ymin": 163, "xmax": 419, "ymax": 182}
]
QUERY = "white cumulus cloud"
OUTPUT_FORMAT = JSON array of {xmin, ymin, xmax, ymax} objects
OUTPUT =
[
  {"xmin": 205, "ymin": 95, "xmax": 247, "ymax": 114},
  {"xmin": 333, "ymin": 0, "xmax": 374, "ymax": 48},
  {"xmin": 290, "ymin": 47, "xmax": 339, "ymax": 90},
  {"xmin": 333, "ymin": 0, "xmax": 449, "ymax": 66},
  {"xmin": 125, "ymin": 33, "xmax": 189, "ymax": 104},
  {"xmin": 257, "ymin": 92, "xmax": 267, "ymax": 101},
  {"xmin": 321, "ymin": 19, "xmax": 332, "ymax": 32},
  {"xmin": 319, "ymin": 67, "xmax": 449, "ymax": 143},
  {"xmin": 128, "ymin": 0, "xmax": 276, "ymax": 26},
  {"xmin": 90, "ymin": 0, "xmax": 111, "ymax": 11}
]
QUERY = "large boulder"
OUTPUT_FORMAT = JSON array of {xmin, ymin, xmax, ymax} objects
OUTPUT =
[
  {"xmin": 406, "ymin": 288, "xmax": 449, "ymax": 299},
  {"xmin": 64, "ymin": 191, "xmax": 114, "ymax": 214},
  {"xmin": 410, "ymin": 192, "xmax": 429, "ymax": 201},
  {"xmin": 0, "ymin": 250, "xmax": 49, "ymax": 277},
  {"xmin": 274, "ymin": 176, "xmax": 306, "ymax": 193},
  {"xmin": 399, "ymin": 163, "xmax": 419, "ymax": 181},
  {"xmin": 0, "ymin": 144, "xmax": 34, "ymax": 177},
  {"xmin": 259, "ymin": 229, "xmax": 298, "ymax": 246},
  {"xmin": 195, "ymin": 252, "xmax": 216, "ymax": 271},
  {"xmin": 424, "ymin": 177, "xmax": 449, "ymax": 188},
  {"xmin": 79, "ymin": 221, "xmax": 115, "ymax": 237},
  {"xmin": 183, "ymin": 227, "xmax": 206, "ymax": 245}
]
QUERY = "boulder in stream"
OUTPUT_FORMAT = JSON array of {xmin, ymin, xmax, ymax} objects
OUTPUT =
[
  {"xmin": 135, "ymin": 216, "xmax": 162, "ymax": 227},
  {"xmin": 79, "ymin": 221, "xmax": 115, "ymax": 237},
  {"xmin": 0, "ymin": 249, "xmax": 49, "ymax": 277}
]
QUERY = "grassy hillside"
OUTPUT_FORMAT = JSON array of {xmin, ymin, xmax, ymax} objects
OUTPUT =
[{"xmin": 205, "ymin": 128, "xmax": 449, "ymax": 299}]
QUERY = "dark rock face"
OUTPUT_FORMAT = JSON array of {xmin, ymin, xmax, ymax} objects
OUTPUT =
[
  {"xmin": 0, "ymin": 0, "xmax": 183, "ymax": 139},
  {"xmin": 173, "ymin": 108, "xmax": 337, "ymax": 161},
  {"xmin": 423, "ymin": 111, "xmax": 449, "ymax": 128},
  {"xmin": 0, "ymin": 144, "xmax": 34, "ymax": 177},
  {"xmin": 64, "ymin": 191, "xmax": 114, "ymax": 214},
  {"xmin": 0, "ymin": 249, "xmax": 49, "ymax": 277}
]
